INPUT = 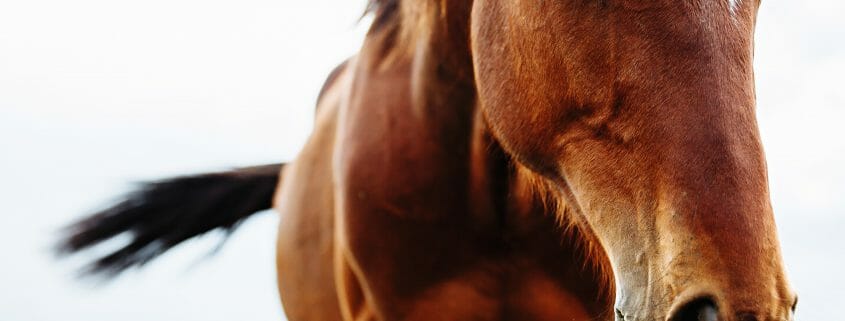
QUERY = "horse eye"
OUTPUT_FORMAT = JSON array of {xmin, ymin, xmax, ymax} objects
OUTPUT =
[{"xmin": 791, "ymin": 296, "xmax": 799, "ymax": 312}]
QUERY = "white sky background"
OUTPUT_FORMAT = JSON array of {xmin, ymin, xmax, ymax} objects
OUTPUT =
[{"xmin": 0, "ymin": 1, "xmax": 842, "ymax": 320}]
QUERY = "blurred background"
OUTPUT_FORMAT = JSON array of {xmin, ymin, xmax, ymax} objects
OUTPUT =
[{"xmin": 0, "ymin": 1, "xmax": 842, "ymax": 320}]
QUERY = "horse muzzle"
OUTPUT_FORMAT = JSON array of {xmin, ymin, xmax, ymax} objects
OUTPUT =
[{"xmin": 615, "ymin": 292, "xmax": 794, "ymax": 321}]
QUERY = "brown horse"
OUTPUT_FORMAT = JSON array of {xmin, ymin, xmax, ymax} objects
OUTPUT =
[{"xmin": 58, "ymin": 0, "xmax": 797, "ymax": 320}]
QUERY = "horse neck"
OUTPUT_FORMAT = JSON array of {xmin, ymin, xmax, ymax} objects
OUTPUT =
[
  {"xmin": 359, "ymin": 0, "xmax": 479, "ymax": 157},
  {"xmin": 390, "ymin": 0, "xmax": 475, "ymax": 116},
  {"xmin": 409, "ymin": 1, "xmax": 614, "ymax": 303},
  {"xmin": 364, "ymin": 5, "xmax": 616, "ymax": 305}
]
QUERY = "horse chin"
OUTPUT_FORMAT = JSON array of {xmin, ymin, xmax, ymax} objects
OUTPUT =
[
  {"xmin": 614, "ymin": 291, "xmax": 670, "ymax": 321},
  {"xmin": 612, "ymin": 271, "xmax": 710, "ymax": 321},
  {"xmin": 612, "ymin": 274, "xmax": 663, "ymax": 321}
]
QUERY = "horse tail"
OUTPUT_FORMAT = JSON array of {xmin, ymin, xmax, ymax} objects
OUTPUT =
[{"xmin": 56, "ymin": 163, "xmax": 283, "ymax": 277}]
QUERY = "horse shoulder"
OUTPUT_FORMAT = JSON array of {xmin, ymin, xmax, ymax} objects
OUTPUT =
[{"xmin": 274, "ymin": 57, "xmax": 353, "ymax": 321}]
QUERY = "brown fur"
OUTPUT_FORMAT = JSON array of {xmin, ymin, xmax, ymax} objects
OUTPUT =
[
  {"xmin": 59, "ymin": 1, "xmax": 797, "ymax": 320},
  {"xmin": 279, "ymin": 0, "xmax": 795, "ymax": 320}
]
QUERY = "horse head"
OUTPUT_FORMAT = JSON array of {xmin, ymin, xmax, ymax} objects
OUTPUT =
[{"xmin": 469, "ymin": 1, "xmax": 795, "ymax": 320}]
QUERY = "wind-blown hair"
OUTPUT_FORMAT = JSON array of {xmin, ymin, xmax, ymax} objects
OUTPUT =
[{"xmin": 365, "ymin": 0, "xmax": 451, "ymax": 61}]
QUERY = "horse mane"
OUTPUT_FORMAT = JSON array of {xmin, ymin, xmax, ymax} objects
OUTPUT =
[
  {"xmin": 365, "ymin": 0, "xmax": 400, "ymax": 31},
  {"xmin": 365, "ymin": 0, "xmax": 615, "ymax": 305},
  {"xmin": 365, "ymin": 0, "xmax": 448, "ymax": 61}
]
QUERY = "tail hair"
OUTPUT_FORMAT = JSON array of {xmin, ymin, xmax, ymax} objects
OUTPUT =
[{"xmin": 56, "ymin": 163, "xmax": 283, "ymax": 277}]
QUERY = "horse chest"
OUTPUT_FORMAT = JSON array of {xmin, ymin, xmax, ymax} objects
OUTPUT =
[
  {"xmin": 334, "ymin": 178, "xmax": 606, "ymax": 320},
  {"xmin": 397, "ymin": 261, "xmax": 596, "ymax": 321},
  {"xmin": 327, "ymin": 53, "xmax": 608, "ymax": 320}
]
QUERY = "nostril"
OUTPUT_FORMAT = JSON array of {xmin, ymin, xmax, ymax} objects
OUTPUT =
[{"xmin": 668, "ymin": 297, "xmax": 719, "ymax": 321}]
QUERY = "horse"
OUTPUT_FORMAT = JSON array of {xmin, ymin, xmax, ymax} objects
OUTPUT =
[{"xmin": 57, "ymin": 0, "xmax": 797, "ymax": 320}]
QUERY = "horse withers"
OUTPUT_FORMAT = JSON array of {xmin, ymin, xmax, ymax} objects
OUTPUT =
[{"xmin": 59, "ymin": 1, "xmax": 796, "ymax": 320}]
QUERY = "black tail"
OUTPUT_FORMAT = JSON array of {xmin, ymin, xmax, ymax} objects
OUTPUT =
[{"xmin": 56, "ymin": 163, "xmax": 284, "ymax": 277}]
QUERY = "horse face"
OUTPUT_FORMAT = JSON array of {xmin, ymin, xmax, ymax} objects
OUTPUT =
[{"xmin": 470, "ymin": 1, "xmax": 796, "ymax": 320}]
